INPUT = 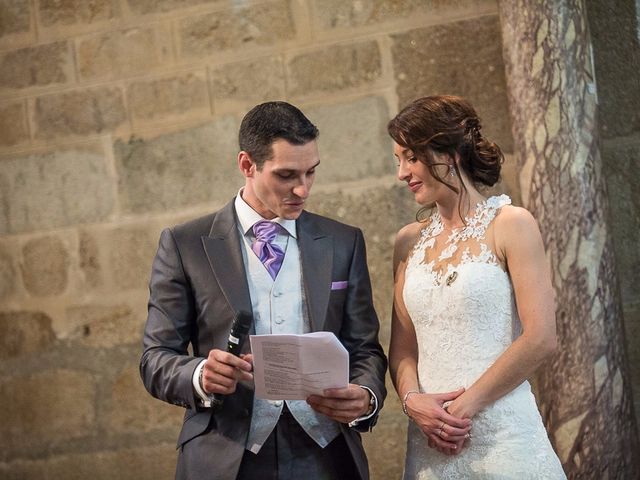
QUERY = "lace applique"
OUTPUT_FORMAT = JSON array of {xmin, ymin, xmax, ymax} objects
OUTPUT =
[
  {"xmin": 411, "ymin": 194, "xmax": 511, "ymax": 286},
  {"xmin": 460, "ymin": 243, "xmax": 497, "ymax": 266}
]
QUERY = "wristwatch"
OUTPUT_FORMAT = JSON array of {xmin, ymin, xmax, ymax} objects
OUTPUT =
[{"xmin": 365, "ymin": 390, "xmax": 376, "ymax": 416}]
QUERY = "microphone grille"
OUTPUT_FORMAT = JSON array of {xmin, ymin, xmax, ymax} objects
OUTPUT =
[{"xmin": 233, "ymin": 310, "xmax": 252, "ymax": 334}]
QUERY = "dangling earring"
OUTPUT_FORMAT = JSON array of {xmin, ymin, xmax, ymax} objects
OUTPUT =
[{"xmin": 449, "ymin": 164, "xmax": 456, "ymax": 177}]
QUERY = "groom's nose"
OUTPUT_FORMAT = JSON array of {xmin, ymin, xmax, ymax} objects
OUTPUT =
[{"xmin": 292, "ymin": 179, "xmax": 311, "ymax": 199}]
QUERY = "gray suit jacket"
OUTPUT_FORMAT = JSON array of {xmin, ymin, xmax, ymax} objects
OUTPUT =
[{"xmin": 140, "ymin": 198, "xmax": 387, "ymax": 480}]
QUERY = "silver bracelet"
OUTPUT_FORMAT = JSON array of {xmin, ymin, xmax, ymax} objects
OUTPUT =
[{"xmin": 402, "ymin": 390, "xmax": 420, "ymax": 417}]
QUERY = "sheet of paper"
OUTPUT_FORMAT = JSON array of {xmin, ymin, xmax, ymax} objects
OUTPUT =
[{"xmin": 249, "ymin": 331, "xmax": 349, "ymax": 400}]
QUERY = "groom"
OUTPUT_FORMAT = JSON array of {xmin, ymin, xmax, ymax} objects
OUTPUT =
[{"xmin": 140, "ymin": 101, "xmax": 387, "ymax": 479}]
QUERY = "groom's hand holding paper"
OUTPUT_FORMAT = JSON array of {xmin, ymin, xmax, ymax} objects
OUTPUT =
[{"xmin": 249, "ymin": 331, "xmax": 349, "ymax": 400}]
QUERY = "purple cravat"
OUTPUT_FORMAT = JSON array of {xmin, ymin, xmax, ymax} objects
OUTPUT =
[{"xmin": 251, "ymin": 221, "xmax": 285, "ymax": 280}]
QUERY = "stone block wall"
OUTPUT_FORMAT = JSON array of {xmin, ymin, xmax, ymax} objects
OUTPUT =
[
  {"xmin": 0, "ymin": 0, "xmax": 605, "ymax": 478},
  {"xmin": 586, "ymin": 0, "xmax": 640, "ymax": 426}
]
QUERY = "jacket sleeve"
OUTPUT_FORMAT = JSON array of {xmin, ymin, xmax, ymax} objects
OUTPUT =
[
  {"xmin": 139, "ymin": 227, "xmax": 203, "ymax": 411},
  {"xmin": 341, "ymin": 228, "xmax": 388, "ymax": 432}
]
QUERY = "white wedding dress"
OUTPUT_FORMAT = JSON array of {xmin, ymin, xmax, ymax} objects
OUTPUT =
[{"xmin": 402, "ymin": 195, "xmax": 566, "ymax": 479}]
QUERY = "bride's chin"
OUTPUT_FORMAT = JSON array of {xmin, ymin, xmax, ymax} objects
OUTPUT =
[{"xmin": 414, "ymin": 194, "xmax": 432, "ymax": 205}]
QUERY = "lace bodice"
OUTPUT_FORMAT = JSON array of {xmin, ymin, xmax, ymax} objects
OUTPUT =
[
  {"xmin": 404, "ymin": 194, "xmax": 517, "ymax": 390},
  {"xmin": 401, "ymin": 195, "xmax": 566, "ymax": 479},
  {"xmin": 408, "ymin": 194, "xmax": 508, "ymax": 287}
]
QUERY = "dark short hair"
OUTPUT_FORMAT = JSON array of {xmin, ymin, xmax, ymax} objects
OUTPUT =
[{"xmin": 239, "ymin": 101, "xmax": 319, "ymax": 169}]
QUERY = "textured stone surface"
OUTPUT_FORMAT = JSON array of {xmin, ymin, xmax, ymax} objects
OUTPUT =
[
  {"xmin": 288, "ymin": 41, "xmax": 381, "ymax": 97},
  {"xmin": 311, "ymin": 0, "xmax": 424, "ymax": 29},
  {"xmin": 0, "ymin": 246, "xmax": 15, "ymax": 300},
  {"xmin": 0, "ymin": 459, "xmax": 45, "ymax": 480},
  {"xmin": 77, "ymin": 26, "xmax": 171, "ymax": 81},
  {"xmin": 602, "ymin": 140, "xmax": 640, "ymax": 305},
  {"xmin": 605, "ymin": 138, "xmax": 640, "ymax": 432},
  {"xmin": 0, "ymin": 145, "xmax": 115, "ymax": 234},
  {"xmin": 211, "ymin": 56, "xmax": 285, "ymax": 106},
  {"xmin": 38, "ymin": 0, "xmax": 120, "ymax": 27},
  {"xmin": 66, "ymin": 304, "xmax": 144, "ymax": 347},
  {"xmin": 0, "ymin": 444, "xmax": 176, "ymax": 480},
  {"xmin": 0, "ymin": 369, "xmax": 95, "ymax": 451},
  {"xmin": 114, "ymin": 118, "xmax": 240, "ymax": 214},
  {"xmin": 0, "ymin": 41, "xmax": 72, "ymax": 91},
  {"xmin": 623, "ymin": 303, "xmax": 640, "ymax": 423},
  {"xmin": 305, "ymin": 96, "xmax": 394, "ymax": 183},
  {"xmin": 79, "ymin": 230, "xmax": 102, "ymax": 289},
  {"xmin": 127, "ymin": 0, "xmax": 219, "ymax": 15},
  {"xmin": 0, "ymin": 0, "xmax": 31, "ymax": 37},
  {"xmin": 500, "ymin": 1, "xmax": 639, "ymax": 476},
  {"xmin": 178, "ymin": 0, "xmax": 294, "ymax": 58},
  {"xmin": 586, "ymin": 0, "xmax": 640, "ymax": 138},
  {"xmin": 128, "ymin": 71, "xmax": 209, "ymax": 123},
  {"xmin": 104, "ymin": 226, "xmax": 158, "ymax": 290},
  {"xmin": 0, "ymin": 101, "xmax": 29, "ymax": 146},
  {"xmin": 20, "ymin": 236, "xmax": 69, "ymax": 296},
  {"xmin": 109, "ymin": 364, "xmax": 182, "ymax": 433},
  {"xmin": 555, "ymin": 411, "xmax": 589, "ymax": 463},
  {"xmin": 391, "ymin": 15, "xmax": 513, "ymax": 152},
  {"xmin": 593, "ymin": 354, "xmax": 608, "ymax": 393},
  {"xmin": 34, "ymin": 86, "xmax": 127, "ymax": 138},
  {"xmin": 494, "ymin": 153, "xmax": 521, "ymax": 203},
  {"xmin": 311, "ymin": 0, "xmax": 495, "ymax": 30},
  {"xmin": 0, "ymin": 311, "xmax": 56, "ymax": 360}
]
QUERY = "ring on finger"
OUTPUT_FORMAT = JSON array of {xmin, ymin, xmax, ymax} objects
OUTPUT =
[{"xmin": 438, "ymin": 428, "xmax": 444, "ymax": 437}]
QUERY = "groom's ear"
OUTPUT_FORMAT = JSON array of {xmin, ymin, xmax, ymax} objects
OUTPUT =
[{"xmin": 238, "ymin": 151, "xmax": 256, "ymax": 178}]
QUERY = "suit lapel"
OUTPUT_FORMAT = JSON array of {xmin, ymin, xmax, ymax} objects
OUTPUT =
[
  {"xmin": 202, "ymin": 200, "xmax": 253, "ymax": 316},
  {"xmin": 298, "ymin": 212, "xmax": 333, "ymax": 332}
]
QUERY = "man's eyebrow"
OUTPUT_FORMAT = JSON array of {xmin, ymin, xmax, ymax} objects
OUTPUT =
[{"xmin": 273, "ymin": 160, "xmax": 321, "ymax": 173}]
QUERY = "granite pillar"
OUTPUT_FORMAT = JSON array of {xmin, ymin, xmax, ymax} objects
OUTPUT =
[{"xmin": 499, "ymin": 0, "xmax": 640, "ymax": 477}]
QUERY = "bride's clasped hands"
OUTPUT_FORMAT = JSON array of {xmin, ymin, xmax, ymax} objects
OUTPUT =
[{"xmin": 403, "ymin": 387, "xmax": 473, "ymax": 456}]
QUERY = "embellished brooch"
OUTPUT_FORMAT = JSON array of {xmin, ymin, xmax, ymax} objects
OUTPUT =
[{"xmin": 445, "ymin": 271, "xmax": 458, "ymax": 286}]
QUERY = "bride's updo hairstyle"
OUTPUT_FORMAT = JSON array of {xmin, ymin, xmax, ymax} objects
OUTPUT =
[{"xmin": 387, "ymin": 95, "xmax": 504, "ymax": 195}]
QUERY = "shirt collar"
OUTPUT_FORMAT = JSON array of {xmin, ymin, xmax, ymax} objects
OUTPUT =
[{"xmin": 234, "ymin": 189, "xmax": 297, "ymax": 238}]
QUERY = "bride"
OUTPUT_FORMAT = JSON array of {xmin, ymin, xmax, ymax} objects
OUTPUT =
[{"xmin": 388, "ymin": 95, "xmax": 566, "ymax": 479}]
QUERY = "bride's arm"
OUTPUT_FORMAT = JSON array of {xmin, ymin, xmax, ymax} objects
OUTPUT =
[
  {"xmin": 389, "ymin": 224, "xmax": 420, "ymax": 401},
  {"xmin": 446, "ymin": 206, "xmax": 557, "ymax": 420},
  {"xmin": 390, "ymin": 224, "xmax": 471, "ymax": 452}
]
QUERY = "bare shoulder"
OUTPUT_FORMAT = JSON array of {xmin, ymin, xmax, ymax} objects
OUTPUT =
[
  {"xmin": 494, "ymin": 205, "xmax": 544, "ymax": 259},
  {"xmin": 494, "ymin": 204, "xmax": 540, "ymax": 234},
  {"xmin": 394, "ymin": 222, "xmax": 423, "ymax": 264}
]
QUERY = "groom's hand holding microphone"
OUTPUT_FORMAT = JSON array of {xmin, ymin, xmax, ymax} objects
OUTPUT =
[{"xmin": 200, "ymin": 311, "xmax": 254, "ymax": 409}]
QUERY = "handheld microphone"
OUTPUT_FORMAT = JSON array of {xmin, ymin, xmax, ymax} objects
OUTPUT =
[{"xmin": 209, "ymin": 310, "xmax": 253, "ymax": 411}]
